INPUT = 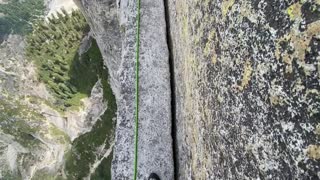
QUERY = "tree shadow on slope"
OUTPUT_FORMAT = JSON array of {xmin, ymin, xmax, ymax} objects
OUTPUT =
[
  {"xmin": 24, "ymin": 9, "xmax": 117, "ymax": 179},
  {"xmin": 65, "ymin": 41, "xmax": 117, "ymax": 180},
  {"xmin": 67, "ymin": 40, "xmax": 103, "ymax": 107}
]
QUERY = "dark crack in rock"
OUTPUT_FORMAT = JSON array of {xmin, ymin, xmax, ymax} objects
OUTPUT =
[
  {"xmin": 75, "ymin": 0, "xmax": 174, "ymax": 179},
  {"xmin": 76, "ymin": 0, "xmax": 320, "ymax": 179}
]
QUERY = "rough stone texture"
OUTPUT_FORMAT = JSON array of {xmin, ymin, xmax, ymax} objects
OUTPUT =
[
  {"xmin": 76, "ymin": 0, "xmax": 174, "ymax": 179},
  {"xmin": 167, "ymin": 0, "xmax": 320, "ymax": 179},
  {"xmin": 78, "ymin": 0, "xmax": 320, "ymax": 179}
]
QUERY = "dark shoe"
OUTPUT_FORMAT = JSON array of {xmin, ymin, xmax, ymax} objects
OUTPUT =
[{"xmin": 148, "ymin": 173, "xmax": 160, "ymax": 180}]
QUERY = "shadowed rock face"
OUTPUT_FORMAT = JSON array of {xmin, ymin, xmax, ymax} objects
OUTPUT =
[
  {"xmin": 75, "ymin": 0, "xmax": 174, "ymax": 179},
  {"xmin": 167, "ymin": 0, "xmax": 320, "ymax": 179}
]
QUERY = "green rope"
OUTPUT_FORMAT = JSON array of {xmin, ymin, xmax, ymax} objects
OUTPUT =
[{"xmin": 134, "ymin": 0, "xmax": 141, "ymax": 179}]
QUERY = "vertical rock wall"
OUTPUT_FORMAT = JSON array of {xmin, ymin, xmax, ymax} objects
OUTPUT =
[
  {"xmin": 167, "ymin": 0, "xmax": 320, "ymax": 179},
  {"xmin": 76, "ymin": 0, "xmax": 174, "ymax": 179},
  {"xmin": 78, "ymin": 0, "xmax": 320, "ymax": 179}
]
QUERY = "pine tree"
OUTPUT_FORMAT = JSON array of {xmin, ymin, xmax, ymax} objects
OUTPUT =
[{"xmin": 25, "ymin": 8, "xmax": 92, "ymax": 109}]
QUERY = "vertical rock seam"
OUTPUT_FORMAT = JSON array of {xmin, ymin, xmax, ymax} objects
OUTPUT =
[
  {"xmin": 76, "ymin": 0, "xmax": 174, "ymax": 179},
  {"xmin": 164, "ymin": 0, "xmax": 178, "ymax": 179}
]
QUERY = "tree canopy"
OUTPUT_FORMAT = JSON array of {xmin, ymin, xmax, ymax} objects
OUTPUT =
[
  {"xmin": 0, "ymin": 0, "xmax": 45, "ymax": 36},
  {"xmin": 26, "ymin": 10, "xmax": 90, "ymax": 110}
]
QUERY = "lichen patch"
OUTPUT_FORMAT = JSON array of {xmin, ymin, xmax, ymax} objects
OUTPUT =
[
  {"xmin": 307, "ymin": 145, "xmax": 320, "ymax": 159},
  {"xmin": 239, "ymin": 60, "xmax": 253, "ymax": 90},
  {"xmin": 287, "ymin": 2, "xmax": 302, "ymax": 21},
  {"xmin": 270, "ymin": 95, "xmax": 284, "ymax": 106},
  {"xmin": 239, "ymin": 1, "xmax": 257, "ymax": 24},
  {"xmin": 275, "ymin": 21, "xmax": 320, "ymax": 73},
  {"xmin": 203, "ymin": 30, "xmax": 218, "ymax": 64},
  {"xmin": 221, "ymin": 0, "xmax": 235, "ymax": 19},
  {"xmin": 212, "ymin": 50, "xmax": 217, "ymax": 64}
]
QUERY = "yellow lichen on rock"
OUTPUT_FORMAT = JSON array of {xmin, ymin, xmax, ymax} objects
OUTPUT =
[
  {"xmin": 287, "ymin": 2, "xmax": 302, "ymax": 21},
  {"xmin": 211, "ymin": 49, "xmax": 217, "ymax": 64},
  {"xmin": 239, "ymin": 1, "xmax": 257, "ymax": 23},
  {"xmin": 239, "ymin": 60, "xmax": 253, "ymax": 90},
  {"xmin": 275, "ymin": 21, "xmax": 320, "ymax": 73},
  {"xmin": 203, "ymin": 30, "xmax": 218, "ymax": 64},
  {"xmin": 208, "ymin": 30, "xmax": 215, "ymax": 41},
  {"xmin": 307, "ymin": 145, "xmax": 320, "ymax": 159},
  {"xmin": 292, "ymin": 21, "xmax": 320, "ymax": 61},
  {"xmin": 176, "ymin": 0, "xmax": 189, "ymax": 40},
  {"xmin": 221, "ymin": 0, "xmax": 235, "ymax": 19},
  {"xmin": 269, "ymin": 95, "xmax": 285, "ymax": 106},
  {"xmin": 182, "ymin": 16, "xmax": 189, "ymax": 39},
  {"xmin": 204, "ymin": 42, "xmax": 211, "ymax": 57}
]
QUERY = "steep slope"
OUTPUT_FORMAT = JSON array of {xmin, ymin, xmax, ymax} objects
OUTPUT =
[
  {"xmin": 0, "ymin": 33, "xmax": 69, "ymax": 180},
  {"xmin": 78, "ymin": 0, "xmax": 320, "ymax": 179},
  {"xmin": 76, "ymin": 0, "xmax": 174, "ymax": 179},
  {"xmin": 0, "ymin": 1, "xmax": 117, "ymax": 179}
]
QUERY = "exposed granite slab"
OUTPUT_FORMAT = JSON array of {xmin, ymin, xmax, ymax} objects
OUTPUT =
[
  {"xmin": 167, "ymin": 0, "xmax": 320, "ymax": 179},
  {"xmin": 75, "ymin": 0, "xmax": 174, "ymax": 179}
]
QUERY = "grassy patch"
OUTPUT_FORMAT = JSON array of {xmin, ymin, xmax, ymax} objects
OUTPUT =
[
  {"xmin": 1, "ymin": 171, "xmax": 22, "ymax": 180},
  {"xmin": 0, "ymin": 98, "xmax": 43, "ymax": 149},
  {"xmin": 49, "ymin": 125, "xmax": 71, "ymax": 144}
]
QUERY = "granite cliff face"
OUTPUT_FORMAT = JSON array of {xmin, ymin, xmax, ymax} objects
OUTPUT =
[
  {"xmin": 76, "ymin": 0, "xmax": 174, "ymax": 179},
  {"xmin": 78, "ymin": 0, "xmax": 320, "ymax": 179},
  {"xmin": 168, "ymin": 0, "xmax": 320, "ymax": 179}
]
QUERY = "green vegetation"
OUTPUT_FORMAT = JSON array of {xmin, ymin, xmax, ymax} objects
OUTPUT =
[
  {"xmin": 65, "ymin": 41, "xmax": 117, "ymax": 180},
  {"xmin": 49, "ymin": 124, "xmax": 71, "ymax": 144},
  {"xmin": 0, "ymin": 97, "xmax": 43, "ymax": 149},
  {"xmin": 26, "ymin": 10, "xmax": 91, "ymax": 110},
  {"xmin": 0, "ymin": 0, "xmax": 45, "ymax": 36},
  {"xmin": 1, "ymin": 7, "xmax": 117, "ymax": 179},
  {"xmin": 1, "ymin": 171, "xmax": 22, "ymax": 180},
  {"xmin": 25, "ymin": 10, "xmax": 117, "ymax": 178},
  {"xmin": 32, "ymin": 169, "xmax": 66, "ymax": 180},
  {"xmin": 90, "ymin": 153, "xmax": 113, "ymax": 180}
]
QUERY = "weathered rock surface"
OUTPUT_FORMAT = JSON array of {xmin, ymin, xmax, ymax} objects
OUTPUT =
[
  {"xmin": 167, "ymin": 0, "xmax": 320, "ymax": 179},
  {"xmin": 45, "ymin": 0, "xmax": 78, "ymax": 18},
  {"xmin": 78, "ymin": 0, "xmax": 320, "ymax": 179},
  {"xmin": 76, "ymin": 0, "xmax": 174, "ymax": 179},
  {"xmin": 39, "ymin": 80, "xmax": 107, "ymax": 141}
]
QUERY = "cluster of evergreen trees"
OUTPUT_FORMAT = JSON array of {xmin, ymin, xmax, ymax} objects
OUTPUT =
[
  {"xmin": 26, "ymin": 10, "xmax": 88, "ymax": 109},
  {"xmin": 0, "ymin": 0, "xmax": 44, "ymax": 36}
]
